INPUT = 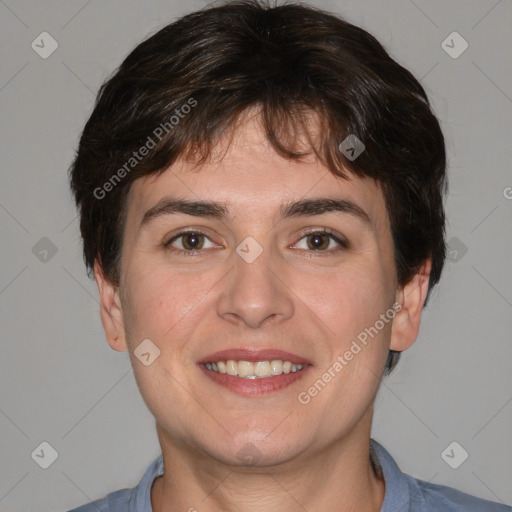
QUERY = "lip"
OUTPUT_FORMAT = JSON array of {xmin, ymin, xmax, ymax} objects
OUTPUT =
[
  {"xmin": 199, "ymin": 364, "xmax": 312, "ymax": 396},
  {"xmin": 197, "ymin": 348, "xmax": 312, "ymax": 366}
]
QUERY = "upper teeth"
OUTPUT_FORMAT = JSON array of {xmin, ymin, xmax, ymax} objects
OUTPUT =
[{"xmin": 204, "ymin": 360, "xmax": 304, "ymax": 379}]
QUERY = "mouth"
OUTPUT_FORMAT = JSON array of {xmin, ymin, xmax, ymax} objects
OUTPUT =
[
  {"xmin": 197, "ymin": 349, "xmax": 312, "ymax": 395},
  {"xmin": 202, "ymin": 359, "xmax": 305, "ymax": 378}
]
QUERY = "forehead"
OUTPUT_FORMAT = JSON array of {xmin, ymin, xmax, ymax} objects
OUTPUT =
[{"xmin": 126, "ymin": 113, "xmax": 389, "ymax": 234}]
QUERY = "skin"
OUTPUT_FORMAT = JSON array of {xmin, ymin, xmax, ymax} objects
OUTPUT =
[{"xmin": 95, "ymin": 109, "xmax": 431, "ymax": 512}]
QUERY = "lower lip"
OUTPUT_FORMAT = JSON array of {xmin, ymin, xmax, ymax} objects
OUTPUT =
[{"xmin": 198, "ymin": 364, "xmax": 311, "ymax": 396}]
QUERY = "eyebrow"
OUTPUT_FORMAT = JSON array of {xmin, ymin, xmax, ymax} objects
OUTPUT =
[{"xmin": 139, "ymin": 196, "xmax": 373, "ymax": 231}]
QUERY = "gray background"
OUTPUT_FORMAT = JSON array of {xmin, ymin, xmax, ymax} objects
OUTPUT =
[{"xmin": 0, "ymin": 0, "xmax": 511, "ymax": 510}]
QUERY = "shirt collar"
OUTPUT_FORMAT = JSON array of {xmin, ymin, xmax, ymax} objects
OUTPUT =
[
  {"xmin": 130, "ymin": 452, "xmax": 163, "ymax": 511},
  {"xmin": 372, "ymin": 439, "xmax": 430, "ymax": 512}
]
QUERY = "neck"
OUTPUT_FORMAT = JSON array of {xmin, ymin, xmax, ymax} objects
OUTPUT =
[{"xmin": 152, "ymin": 410, "xmax": 385, "ymax": 512}]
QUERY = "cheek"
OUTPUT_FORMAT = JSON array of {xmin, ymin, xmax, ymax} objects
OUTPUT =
[
  {"xmin": 303, "ymin": 259, "xmax": 392, "ymax": 338},
  {"xmin": 122, "ymin": 262, "xmax": 216, "ymax": 345},
  {"xmin": 120, "ymin": 267, "xmax": 204, "ymax": 418}
]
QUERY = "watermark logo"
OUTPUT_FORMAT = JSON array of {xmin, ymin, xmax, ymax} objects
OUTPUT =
[
  {"xmin": 441, "ymin": 441, "xmax": 469, "ymax": 469},
  {"xmin": 236, "ymin": 236, "xmax": 263, "ymax": 264},
  {"xmin": 236, "ymin": 442, "xmax": 263, "ymax": 466},
  {"xmin": 446, "ymin": 236, "xmax": 468, "ymax": 263},
  {"xmin": 31, "ymin": 441, "xmax": 59, "ymax": 469},
  {"xmin": 32, "ymin": 237, "xmax": 58, "ymax": 263},
  {"xmin": 339, "ymin": 134, "xmax": 365, "ymax": 161},
  {"xmin": 31, "ymin": 32, "xmax": 58, "ymax": 59},
  {"xmin": 134, "ymin": 338, "xmax": 161, "ymax": 366},
  {"xmin": 441, "ymin": 32, "xmax": 468, "ymax": 59}
]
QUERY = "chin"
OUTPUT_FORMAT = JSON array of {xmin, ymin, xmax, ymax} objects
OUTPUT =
[{"xmin": 197, "ymin": 428, "xmax": 301, "ymax": 468}]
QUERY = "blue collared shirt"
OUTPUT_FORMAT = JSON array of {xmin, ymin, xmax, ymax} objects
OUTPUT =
[{"xmin": 68, "ymin": 439, "xmax": 511, "ymax": 511}]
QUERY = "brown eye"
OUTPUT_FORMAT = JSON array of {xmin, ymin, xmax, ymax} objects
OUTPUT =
[
  {"xmin": 306, "ymin": 233, "xmax": 331, "ymax": 250},
  {"xmin": 293, "ymin": 229, "xmax": 348, "ymax": 254},
  {"xmin": 180, "ymin": 232, "xmax": 204, "ymax": 250},
  {"xmin": 164, "ymin": 231, "xmax": 217, "ymax": 255}
]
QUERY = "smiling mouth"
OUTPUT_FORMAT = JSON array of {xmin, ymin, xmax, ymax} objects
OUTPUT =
[{"xmin": 202, "ymin": 359, "xmax": 306, "ymax": 379}]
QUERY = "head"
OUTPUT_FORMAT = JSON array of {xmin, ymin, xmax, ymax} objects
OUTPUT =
[{"xmin": 69, "ymin": 0, "xmax": 446, "ymax": 465}]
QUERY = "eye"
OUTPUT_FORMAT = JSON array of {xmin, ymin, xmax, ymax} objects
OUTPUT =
[
  {"xmin": 293, "ymin": 229, "xmax": 348, "ymax": 253},
  {"xmin": 163, "ymin": 228, "xmax": 347, "ymax": 257},
  {"xmin": 164, "ymin": 230, "xmax": 217, "ymax": 256}
]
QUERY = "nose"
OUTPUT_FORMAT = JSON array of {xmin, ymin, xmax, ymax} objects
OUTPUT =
[{"xmin": 216, "ymin": 241, "xmax": 294, "ymax": 329}]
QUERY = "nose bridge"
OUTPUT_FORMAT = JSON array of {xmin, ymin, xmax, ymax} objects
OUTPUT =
[{"xmin": 216, "ymin": 236, "xmax": 294, "ymax": 328}]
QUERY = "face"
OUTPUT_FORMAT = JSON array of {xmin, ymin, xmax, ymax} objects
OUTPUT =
[{"xmin": 97, "ymin": 110, "xmax": 428, "ymax": 468}]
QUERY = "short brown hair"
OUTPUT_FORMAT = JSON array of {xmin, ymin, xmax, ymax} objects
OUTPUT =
[{"xmin": 69, "ymin": 0, "xmax": 447, "ymax": 374}]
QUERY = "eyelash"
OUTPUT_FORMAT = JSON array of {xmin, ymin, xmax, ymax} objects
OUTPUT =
[{"xmin": 163, "ymin": 228, "xmax": 348, "ymax": 257}]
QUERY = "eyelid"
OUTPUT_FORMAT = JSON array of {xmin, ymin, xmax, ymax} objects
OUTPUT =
[{"xmin": 164, "ymin": 229, "xmax": 219, "ymax": 249}]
